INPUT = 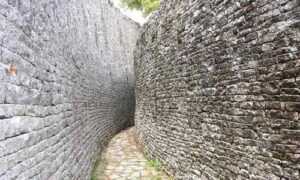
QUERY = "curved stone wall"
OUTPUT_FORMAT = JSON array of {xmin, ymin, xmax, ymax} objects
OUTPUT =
[
  {"xmin": 135, "ymin": 0, "xmax": 300, "ymax": 179},
  {"xmin": 0, "ymin": 0, "xmax": 139, "ymax": 179}
]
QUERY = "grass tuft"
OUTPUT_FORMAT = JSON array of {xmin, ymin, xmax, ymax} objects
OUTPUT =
[{"xmin": 147, "ymin": 159, "xmax": 162, "ymax": 171}]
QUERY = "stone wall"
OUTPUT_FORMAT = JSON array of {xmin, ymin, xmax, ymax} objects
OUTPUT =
[
  {"xmin": 0, "ymin": 0, "xmax": 139, "ymax": 179},
  {"xmin": 135, "ymin": 0, "xmax": 300, "ymax": 179}
]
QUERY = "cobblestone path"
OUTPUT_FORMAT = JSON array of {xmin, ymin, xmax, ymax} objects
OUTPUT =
[{"xmin": 92, "ymin": 128, "xmax": 171, "ymax": 180}]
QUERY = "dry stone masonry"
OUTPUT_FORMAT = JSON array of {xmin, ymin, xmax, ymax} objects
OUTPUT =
[
  {"xmin": 0, "ymin": 0, "xmax": 139, "ymax": 179},
  {"xmin": 135, "ymin": 0, "xmax": 300, "ymax": 179}
]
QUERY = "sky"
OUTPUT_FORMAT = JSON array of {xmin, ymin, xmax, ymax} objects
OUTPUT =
[{"xmin": 111, "ymin": 0, "xmax": 146, "ymax": 25}]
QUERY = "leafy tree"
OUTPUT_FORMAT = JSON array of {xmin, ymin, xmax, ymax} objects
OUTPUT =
[{"xmin": 121, "ymin": 0, "xmax": 160, "ymax": 15}]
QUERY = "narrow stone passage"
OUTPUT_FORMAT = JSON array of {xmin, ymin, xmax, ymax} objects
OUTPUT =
[{"xmin": 92, "ymin": 128, "xmax": 170, "ymax": 180}]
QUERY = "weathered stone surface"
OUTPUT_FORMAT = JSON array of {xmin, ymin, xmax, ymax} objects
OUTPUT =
[
  {"xmin": 0, "ymin": 0, "xmax": 139, "ymax": 179},
  {"xmin": 135, "ymin": 0, "xmax": 300, "ymax": 179}
]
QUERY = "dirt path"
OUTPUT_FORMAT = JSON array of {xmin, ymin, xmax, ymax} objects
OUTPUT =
[{"xmin": 92, "ymin": 128, "xmax": 170, "ymax": 180}]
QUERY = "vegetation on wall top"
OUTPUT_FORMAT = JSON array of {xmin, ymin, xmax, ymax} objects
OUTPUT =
[{"xmin": 121, "ymin": 0, "xmax": 160, "ymax": 15}]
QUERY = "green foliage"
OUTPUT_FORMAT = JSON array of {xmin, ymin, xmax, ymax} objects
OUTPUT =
[
  {"xmin": 151, "ymin": 177, "xmax": 162, "ymax": 180},
  {"xmin": 147, "ymin": 159, "xmax": 162, "ymax": 171},
  {"xmin": 91, "ymin": 155, "xmax": 107, "ymax": 180},
  {"xmin": 146, "ymin": 159, "xmax": 174, "ymax": 180},
  {"xmin": 121, "ymin": 0, "xmax": 160, "ymax": 15}
]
